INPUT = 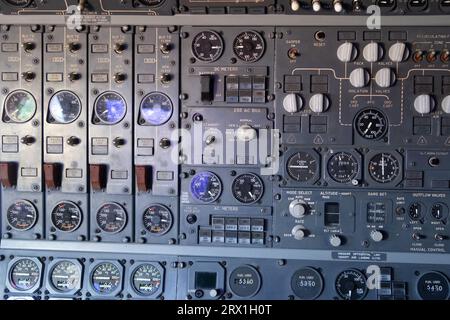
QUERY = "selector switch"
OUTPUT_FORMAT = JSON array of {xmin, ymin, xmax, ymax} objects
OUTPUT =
[
  {"xmin": 114, "ymin": 43, "xmax": 127, "ymax": 54},
  {"xmin": 67, "ymin": 136, "xmax": 81, "ymax": 146},
  {"xmin": 333, "ymin": 0, "xmax": 343, "ymax": 12},
  {"xmin": 236, "ymin": 125, "xmax": 257, "ymax": 142},
  {"xmin": 68, "ymin": 72, "xmax": 82, "ymax": 82},
  {"xmin": 329, "ymin": 234, "xmax": 342, "ymax": 247},
  {"xmin": 22, "ymin": 71, "xmax": 36, "ymax": 82},
  {"xmin": 309, "ymin": 93, "xmax": 330, "ymax": 113},
  {"xmin": 441, "ymin": 95, "xmax": 450, "ymax": 114},
  {"xmin": 22, "ymin": 42, "xmax": 36, "ymax": 53},
  {"xmin": 311, "ymin": 0, "xmax": 321, "ymax": 12},
  {"xmin": 283, "ymin": 94, "xmax": 303, "ymax": 113},
  {"xmin": 337, "ymin": 42, "xmax": 357, "ymax": 63},
  {"xmin": 113, "ymin": 73, "xmax": 127, "ymax": 83},
  {"xmin": 375, "ymin": 68, "xmax": 396, "ymax": 88},
  {"xmin": 160, "ymin": 43, "xmax": 172, "ymax": 54},
  {"xmin": 292, "ymin": 225, "xmax": 307, "ymax": 240},
  {"xmin": 289, "ymin": 200, "xmax": 308, "ymax": 218},
  {"xmin": 349, "ymin": 68, "xmax": 370, "ymax": 88},
  {"xmin": 414, "ymin": 94, "xmax": 435, "ymax": 114},
  {"xmin": 388, "ymin": 42, "xmax": 409, "ymax": 62},
  {"xmin": 370, "ymin": 230, "xmax": 384, "ymax": 242},
  {"xmin": 363, "ymin": 42, "xmax": 383, "ymax": 62},
  {"xmin": 68, "ymin": 42, "xmax": 81, "ymax": 53},
  {"xmin": 291, "ymin": 0, "xmax": 300, "ymax": 11},
  {"xmin": 200, "ymin": 74, "xmax": 214, "ymax": 102}
]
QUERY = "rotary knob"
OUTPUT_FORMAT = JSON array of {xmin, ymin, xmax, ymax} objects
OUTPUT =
[
  {"xmin": 333, "ymin": 0, "xmax": 343, "ymax": 12},
  {"xmin": 292, "ymin": 225, "xmax": 307, "ymax": 240},
  {"xmin": 22, "ymin": 42, "xmax": 36, "ymax": 53},
  {"xmin": 311, "ymin": 0, "xmax": 321, "ymax": 12},
  {"xmin": 370, "ymin": 230, "xmax": 384, "ymax": 242},
  {"xmin": 21, "ymin": 71, "xmax": 36, "ymax": 82},
  {"xmin": 68, "ymin": 42, "xmax": 81, "ymax": 53},
  {"xmin": 21, "ymin": 135, "xmax": 36, "ymax": 145},
  {"xmin": 309, "ymin": 93, "xmax": 330, "ymax": 113},
  {"xmin": 160, "ymin": 43, "xmax": 172, "ymax": 54},
  {"xmin": 329, "ymin": 234, "xmax": 342, "ymax": 247},
  {"xmin": 441, "ymin": 95, "xmax": 450, "ymax": 114},
  {"xmin": 67, "ymin": 136, "xmax": 81, "ymax": 146},
  {"xmin": 337, "ymin": 42, "xmax": 357, "ymax": 63},
  {"xmin": 113, "ymin": 137, "xmax": 126, "ymax": 147},
  {"xmin": 283, "ymin": 94, "xmax": 303, "ymax": 113},
  {"xmin": 236, "ymin": 125, "xmax": 257, "ymax": 142},
  {"xmin": 114, "ymin": 43, "xmax": 127, "ymax": 54},
  {"xmin": 114, "ymin": 73, "xmax": 127, "ymax": 83},
  {"xmin": 375, "ymin": 68, "xmax": 396, "ymax": 88},
  {"xmin": 68, "ymin": 72, "xmax": 81, "ymax": 82},
  {"xmin": 388, "ymin": 42, "xmax": 409, "ymax": 62},
  {"xmin": 414, "ymin": 94, "xmax": 435, "ymax": 114},
  {"xmin": 160, "ymin": 73, "xmax": 172, "ymax": 84},
  {"xmin": 289, "ymin": 200, "xmax": 308, "ymax": 218},
  {"xmin": 363, "ymin": 42, "xmax": 383, "ymax": 62},
  {"xmin": 291, "ymin": 0, "xmax": 300, "ymax": 11},
  {"xmin": 349, "ymin": 68, "xmax": 370, "ymax": 88}
]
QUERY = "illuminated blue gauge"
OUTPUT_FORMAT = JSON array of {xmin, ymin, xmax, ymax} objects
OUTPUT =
[
  {"xmin": 94, "ymin": 91, "xmax": 126, "ymax": 125},
  {"xmin": 190, "ymin": 171, "xmax": 222, "ymax": 203},
  {"xmin": 4, "ymin": 90, "xmax": 36, "ymax": 123},
  {"xmin": 139, "ymin": 92, "xmax": 173, "ymax": 126},
  {"xmin": 48, "ymin": 91, "xmax": 81, "ymax": 124}
]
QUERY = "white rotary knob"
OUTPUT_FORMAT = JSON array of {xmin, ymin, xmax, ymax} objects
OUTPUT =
[
  {"xmin": 442, "ymin": 95, "xmax": 450, "ymax": 114},
  {"xmin": 309, "ymin": 93, "xmax": 330, "ymax": 113},
  {"xmin": 283, "ymin": 94, "xmax": 303, "ymax": 113},
  {"xmin": 414, "ymin": 94, "xmax": 435, "ymax": 114},
  {"xmin": 349, "ymin": 68, "xmax": 370, "ymax": 88},
  {"xmin": 363, "ymin": 42, "xmax": 383, "ymax": 62},
  {"xmin": 388, "ymin": 42, "xmax": 409, "ymax": 62},
  {"xmin": 375, "ymin": 68, "xmax": 396, "ymax": 88},
  {"xmin": 337, "ymin": 42, "xmax": 357, "ymax": 63}
]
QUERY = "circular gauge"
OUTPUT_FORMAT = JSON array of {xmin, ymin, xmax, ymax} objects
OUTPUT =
[
  {"xmin": 4, "ymin": 90, "xmax": 36, "ymax": 123},
  {"xmin": 142, "ymin": 204, "xmax": 173, "ymax": 235},
  {"xmin": 417, "ymin": 271, "xmax": 449, "ymax": 300},
  {"xmin": 131, "ymin": 263, "xmax": 163, "ymax": 296},
  {"xmin": 2, "ymin": 0, "xmax": 31, "ymax": 7},
  {"xmin": 233, "ymin": 31, "xmax": 265, "ymax": 63},
  {"xmin": 6, "ymin": 200, "xmax": 37, "ymax": 231},
  {"xmin": 96, "ymin": 202, "xmax": 127, "ymax": 233},
  {"xmin": 9, "ymin": 258, "xmax": 41, "ymax": 291},
  {"xmin": 232, "ymin": 173, "xmax": 264, "ymax": 204},
  {"xmin": 190, "ymin": 171, "xmax": 222, "ymax": 203},
  {"xmin": 229, "ymin": 265, "xmax": 262, "ymax": 298},
  {"xmin": 327, "ymin": 152, "xmax": 359, "ymax": 183},
  {"xmin": 431, "ymin": 203, "xmax": 449, "ymax": 221},
  {"xmin": 48, "ymin": 91, "xmax": 81, "ymax": 124},
  {"xmin": 49, "ymin": 260, "xmax": 82, "ymax": 293},
  {"xmin": 291, "ymin": 267, "xmax": 324, "ymax": 300},
  {"xmin": 368, "ymin": 153, "xmax": 400, "ymax": 183},
  {"xmin": 94, "ymin": 91, "xmax": 126, "ymax": 124},
  {"xmin": 140, "ymin": 92, "xmax": 173, "ymax": 126},
  {"xmin": 192, "ymin": 31, "xmax": 224, "ymax": 63},
  {"xmin": 51, "ymin": 201, "xmax": 82, "ymax": 233},
  {"xmin": 91, "ymin": 262, "xmax": 122, "ymax": 295},
  {"xmin": 409, "ymin": 202, "xmax": 424, "ymax": 221},
  {"xmin": 335, "ymin": 269, "xmax": 368, "ymax": 300},
  {"xmin": 355, "ymin": 108, "xmax": 388, "ymax": 140},
  {"xmin": 287, "ymin": 151, "xmax": 318, "ymax": 182}
]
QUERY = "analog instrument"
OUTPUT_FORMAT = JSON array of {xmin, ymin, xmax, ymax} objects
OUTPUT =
[
  {"xmin": 417, "ymin": 271, "xmax": 449, "ymax": 300},
  {"xmin": 131, "ymin": 263, "xmax": 163, "ymax": 296},
  {"xmin": 192, "ymin": 31, "xmax": 224, "ymax": 62},
  {"xmin": 91, "ymin": 262, "xmax": 122, "ymax": 295},
  {"xmin": 229, "ymin": 265, "xmax": 262, "ymax": 298},
  {"xmin": 9, "ymin": 258, "xmax": 41, "ymax": 291},
  {"xmin": 49, "ymin": 260, "xmax": 82, "ymax": 293},
  {"xmin": 6, "ymin": 200, "xmax": 37, "ymax": 231},
  {"xmin": 287, "ymin": 151, "xmax": 318, "ymax": 182},
  {"xmin": 96, "ymin": 202, "xmax": 127, "ymax": 233},
  {"xmin": 327, "ymin": 152, "xmax": 359, "ymax": 183},
  {"xmin": 291, "ymin": 267, "xmax": 324, "ymax": 300},
  {"xmin": 231, "ymin": 173, "xmax": 264, "ymax": 204},
  {"xmin": 233, "ymin": 31, "xmax": 265, "ymax": 62},
  {"xmin": 140, "ymin": 92, "xmax": 173, "ymax": 125},
  {"xmin": 409, "ymin": 202, "xmax": 424, "ymax": 221},
  {"xmin": 4, "ymin": 90, "xmax": 36, "ymax": 123},
  {"xmin": 48, "ymin": 91, "xmax": 81, "ymax": 124},
  {"xmin": 355, "ymin": 108, "xmax": 388, "ymax": 140},
  {"xmin": 51, "ymin": 201, "xmax": 82, "ymax": 233},
  {"xmin": 94, "ymin": 91, "xmax": 126, "ymax": 124},
  {"xmin": 335, "ymin": 269, "xmax": 368, "ymax": 300},
  {"xmin": 368, "ymin": 153, "xmax": 400, "ymax": 183},
  {"xmin": 190, "ymin": 171, "xmax": 222, "ymax": 203},
  {"xmin": 142, "ymin": 204, "xmax": 173, "ymax": 235}
]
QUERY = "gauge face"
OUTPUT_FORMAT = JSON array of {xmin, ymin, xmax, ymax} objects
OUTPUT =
[
  {"xmin": 140, "ymin": 92, "xmax": 173, "ymax": 126},
  {"xmin": 3, "ymin": 0, "xmax": 31, "ymax": 7},
  {"xmin": 142, "ymin": 205, "xmax": 173, "ymax": 235},
  {"xmin": 51, "ymin": 201, "xmax": 82, "ymax": 233},
  {"xmin": 417, "ymin": 272, "xmax": 450, "ymax": 300},
  {"xmin": 91, "ymin": 262, "xmax": 121, "ymax": 295},
  {"xmin": 49, "ymin": 91, "xmax": 82, "ymax": 124},
  {"xmin": 9, "ymin": 259, "xmax": 41, "ymax": 292},
  {"xmin": 192, "ymin": 31, "xmax": 224, "ymax": 63},
  {"xmin": 291, "ymin": 267, "xmax": 324, "ymax": 300},
  {"xmin": 96, "ymin": 203, "xmax": 127, "ymax": 233},
  {"xmin": 368, "ymin": 153, "xmax": 400, "ymax": 183},
  {"xmin": 190, "ymin": 171, "xmax": 222, "ymax": 203},
  {"xmin": 50, "ymin": 260, "xmax": 82, "ymax": 293},
  {"xmin": 327, "ymin": 152, "xmax": 359, "ymax": 183},
  {"xmin": 231, "ymin": 173, "xmax": 264, "ymax": 204},
  {"xmin": 132, "ymin": 264, "xmax": 163, "ymax": 296},
  {"xmin": 6, "ymin": 200, "xmax": 37, "ymax": 231},
  {"xmin": 409, "ymin": 202, "xmax": 424, "ymax": 221},
  {"xmin": 4, "ymin": 90, "xmax": 37, "ymax": 123},
  {"xmin": 431, "ymin": 203, "xmax": 449, "ymax": 221},
  {"xmin": 233, "ymin": 31, "xmax": 265, "ymax": 62},
  {"xmin": 335, "ymin": 269, "xmax": 368, "ymax": 300},
  {"xmin": 287, "ymin": 151, "xmax": 318, "ymax": 182},
  {"xmin": 355, "ymin": 109, "xmax": 388, "ymax": 140},
  {"xmin": 229, "ymin": 265, "xmax": 262, "ymax": 298},
  {"xmin": 94, "ymin": 92, "xmax": 126, "ymax": 124}
]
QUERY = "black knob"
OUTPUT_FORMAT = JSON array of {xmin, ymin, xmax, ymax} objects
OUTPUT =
[
  {"xmin": 160, "ymin": 73, "xmax": 171, "ymax": 84},
  {"xmin": 113, "ymin": 137, "xmax": 126, "ymax": 147},
  {"xmin": 68, "ymin": 72, "xmax": 81, "ymax": 82},
  {"xmin": 160, "ymin": 43, "xmax": 172, "ymax": 54},
  {"xmin": 22, "ymin": 71, "xmax": 36, "ymax": 82},
  {"xmin": 69, "ymin": 42, "xmax": 81, "ymax": 53},
  {"xmin": 114, "ymin": 73, "xmax": 127, "ymax": 83},
  {"xmin": 67, "ymin": 136, "xmax": 81, "ymax": 146},
  {"xmin": 22, "ymin": 42, "xmax": 35, "ymax": 52},
  {"xmin": 159, "ymin": 138, "xmax": 171, "ymax": 149},
  {"xmin": 21, "ymin": 135, "xmax": 36, "ymax": 145},
  {"xmin": 114, "ymin": 43, "xmax": 127, "ymax": 54}
]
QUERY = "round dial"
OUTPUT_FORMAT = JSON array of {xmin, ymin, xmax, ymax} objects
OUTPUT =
[
  {"xmin": 140, "ymin": 92, "xmax": 173, "ymax": 126},
  {"xmin": 287, "ymin": 151, "xmax": 318, "ymax": 182},
  {"xmin": 4, "ymin": 90, "xmax": 37, "ymax": 123},
  {"xmin": 132, "ymin": 264, "xmax": 162, "ymax": 296},
  {"xmin": 3, "ymin": 0, "xmax": 31, "ymax": 7},
  {"xmin": 142, "ymin": 204, "xmax": 173, "ymax": 235},
  {"xmin": 409, "ymin": 202, "xmax": 424, "ymax": 221},
  {"xmin": 96, "ymin": 202, "xmax": 127, "ymax": 233},
  {"xmin": 327, "ymin": 152, "xmax": 359, "ymax": 183},
  {"xmin": 190, "ymin": 171, "xmax": 222, "ymax": 203},
  {"xmin": 229, "ymin": 265, "xmax": 261, "ymax": 298},
  {"xmin": 49, "ymin": 91, "xmax": 81, "ymax": 124},
  {"xmin": 91, "ymin": 262, "xmax": 121, "ymax": 295},
  {"xmin": 192, "ymin": 31, "xmax": 224, "ymax": 63},
  {"xmin": 335, "ymin": 269, "xmax": 368, "ymax": 300},
  {"xmin": 6, "ymin": 200, "xmax": 37, "ymax": 231},
  {"xmin": 417, "ymin": 272, "xmax": 449, "ymax": 300},
  {"xmin": 51, "ymin": 201, "xmax": 82, "ymax": 233},
  {"xmin": 368, "ymin": 153, "xmax": 400, "ymax": 183},
  {"xmin": 50, "ymin": 260, "xmax": 82, "ymax": 293},
  {"xmin": 232, "ymin": 173, "xmax": 264, "ymax": 204},
  {"xmin": 9, "ymin": 259, "xmax": 41, "ymax": 291},
  {"xmin": 291, "ymin": 267, "xmax": 324, "ymax": 300},
  {"xmin": 94, "ymin": 92, "xmax": 126, "ymax": 124},
  {"xmin": 233, "ymin": 31, "xmax": 265, "ymax": 62},
  {"xmin": 355, "ymin": 108, "xmax": 388, "ymax": 140}
]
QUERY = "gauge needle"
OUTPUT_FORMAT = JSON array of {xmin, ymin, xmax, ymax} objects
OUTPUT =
[
  {"xmin": 290, "ymin": 165, "xmax": 309, "ymax": 168},
  {"xmin": 116, "ymin": 217, "xmax": 123, "ymax": 221},
  {"xmin": 381, "ymin": 156, "xmax": 385, "ymax": 176},
  {"xmin": 208, "ymin": 191, "xmax": 214, "ymax": 196},
  {"xmin": 364, "ymin": 122, "xmax": 373, "ymax": 134},
  {"xmin": 26, "ymin": 214, "xmax": 34, "ymax": 218},
  {"xmin": 248, "ymin": 191, "xmax": 255, "ymax": 199},
  {"xmin": 71, "ymin": 215, "xmax": 78, "ymax": 219}
]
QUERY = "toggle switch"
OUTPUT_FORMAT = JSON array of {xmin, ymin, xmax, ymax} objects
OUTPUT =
[
  {"xmin": 90, "ymin": 164, "xmax": 107, "ymax": 191},
  {"xmin": 22, "ymin": 71, "xmax": 36, "ymax": 82},
  {"xmin": 114, "ymin": 43, "xmax": 127, "ymax": 54},
  {"xmin": 0, "ymin": 162, "xmax": 18, "ymax": 189},
  {"xmin": 22, "ymin": 42, "xmax": 36, "ymax": 53},
  {"xmin": 68, "ymin": 72, "xmax": 82, "ymax": 82},
  {"xmin": 160, "ymin": 42, "xmax": 172, "ymax": 54},
  {"xmin": 136, "ymin": 165, "xmax": 152, "ymax": 192},
  {"xmin": 200, "ymin": 74, "xmax": 214, "ymax": 102},
  {"xmin": 44, "ymin": 163, "xmax": 62, "ymax": 190},
  {"xmin": 21, "ymin": 135, "xmax": 36, "ymax": 145},
  {"xmin": 113, "ymin": 73, "xmax": 127, "ymax": 84},
  {"xmin": 68, "ymin": 42, "xmax": 81, "ymax": 53},
  {"xmin": 67, "ymin": 136, "xmax": 81, "ymax": 146}
]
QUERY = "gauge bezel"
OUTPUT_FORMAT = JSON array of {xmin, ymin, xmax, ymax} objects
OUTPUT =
[
  {"xmin": 88, "ymin": 260, "xmax": 124, "ymax": 297},
  {"xmin": 3, "ymin": 90, "xmax": 37, "ymax": 123},
  {"xmin": 190, "ymin": 171, "xmax": 223, "ymax": 203},
  {"xmin": 231, "ymin": 173, "xmax": 264, "ymax": 204},
  {"xmin": 354, "ymin": 108, "xmax": 388, "ymax": 140},
  {"xmin": 95, "ymin": 202, "xmax": 128, "ymax": 234},
  {"xmin": 364, "ymin": 150, "xmax": 403, "ymax": 187},
  {"xmin": 48, "ymin": 90, "xmax": 82, "ymax": 124},
  {"xmin": 139, "ymin": 92, "xmax": 173, "ymax": 126},
  {"xmin": 142, "ymin": 204, "xmax": 173, "ymax": 236},
  {"xmin": 191, "ymin": 30, "xmax": 225, "ymax": 63},
  {"xmin": 324, "ymin": 149, "xmax": 362, "ymax": 186},
  {"xmin": 228, "ymin": 264, "xmax": 262, "ymax": 298},
  {"xmin": 6, "ymin": 199, "xmax": 38, "ymax": 231},
  {"xmin": 285, "ymin": 149, "xmax": 321, "ymax": 185},
  {"xmin": 232, "ymin": 30, "xmax": 265, "ymax": 63},
  {"xmin": 416, "ymin": 271, "xmax": 450, "ymax": 300},
  {"xmin": 46, "ymin": 259, "xmax": 83, "ymax": 296},
  {"xmin": 335, "ymin": 269, "xmax": 368, "ymax": 300},
  {"xmin": 127, "ymin": 262, "xmax": 165, "ymax": 298},
  {"xmin": 6, "ymin": 257, "xmax": 43, "ymax": 294},
  {"xmin": 290, "ymin": 267, "xmax": 324, "ymax": 300},
  {"xmin": 93, "ymin": 91, "xmax": 127, "ymax": 125},
  {"xmin": 50, "ymin": 201, "xmax": 83, "ymax": 233}
]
